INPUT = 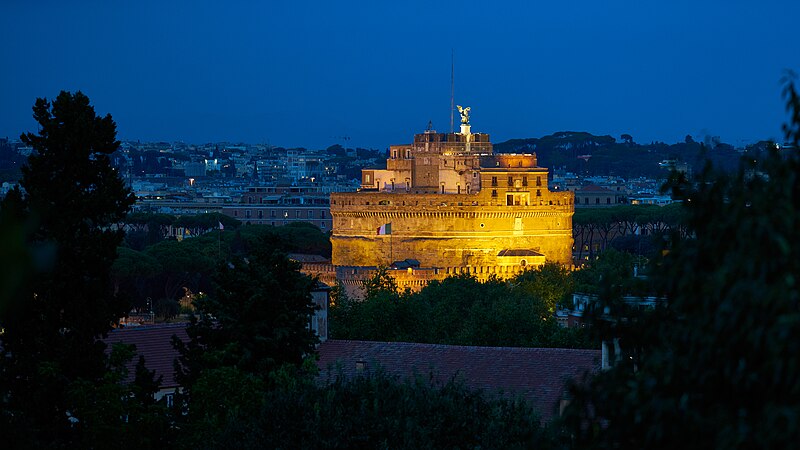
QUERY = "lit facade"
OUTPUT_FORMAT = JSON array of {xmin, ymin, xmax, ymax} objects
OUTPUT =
[{"xmin": 327, "ymin": 112, "xmax": 575, "ymax": 294}]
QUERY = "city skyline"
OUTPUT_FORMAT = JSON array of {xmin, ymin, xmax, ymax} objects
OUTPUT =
[{"xmin": 1, "ymin": 0, "xmax": 798, "ymax": 150}]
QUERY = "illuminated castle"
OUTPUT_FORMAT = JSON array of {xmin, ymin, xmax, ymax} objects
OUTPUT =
[{"xmin": 324, "ymin": 108, "xmax": 574, "ymax": 294}]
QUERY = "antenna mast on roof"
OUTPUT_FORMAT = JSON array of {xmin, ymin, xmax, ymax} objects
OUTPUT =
[{"xmin": 450, "ymin": 49, "xmax": 455, "ymax": 134}]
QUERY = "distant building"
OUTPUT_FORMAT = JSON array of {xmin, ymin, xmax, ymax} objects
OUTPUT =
[
  {"xmin": 222, "ymin": 184, "xmax": 335, "ymax": 230},
  {"xmin": 184, "ymin": 162, "xmax": 206, "ymax": 177},
  {"xmin": 629, "ymin": 194, "xmax": 676, "ymax": 206},
  {"xmin": 574, "ymin": 184, "xmax": 625, "ymax": 207}
]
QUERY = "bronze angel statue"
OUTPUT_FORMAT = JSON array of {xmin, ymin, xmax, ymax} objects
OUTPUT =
[{"xmin": 457, "ymin": 105, "xmax": 470, "ymax": 124}]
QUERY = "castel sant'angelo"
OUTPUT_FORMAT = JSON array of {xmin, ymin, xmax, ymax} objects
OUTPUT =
[{"xmin": 310, "ymin": 107, "xmax": 574, "ymax": 297}]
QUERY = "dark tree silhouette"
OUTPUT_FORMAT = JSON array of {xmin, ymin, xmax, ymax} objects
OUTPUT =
[
  {"xmin": 561, "ymin": 79, "xmax": 800, "ymax": 449},
  {"xmin": 0, "ymin": 91, "xmax": 135, "ymax": 447}
]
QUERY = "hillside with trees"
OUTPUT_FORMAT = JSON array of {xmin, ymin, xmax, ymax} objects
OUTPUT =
[{"xmin": 494, "ymin": 131, "xmax": 743, "ymax": 178}]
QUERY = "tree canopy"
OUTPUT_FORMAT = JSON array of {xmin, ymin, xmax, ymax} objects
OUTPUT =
[
  {"xmin": 331, "ymin": 266, "xmax": 593, "ymax": 349},
  {"xmin": 561, "ymin": 77, "xmax": 800, "ymax": 449},
  {"xmin": 0, "ymin": 91, "xmax": 137, "ymax": 447}
]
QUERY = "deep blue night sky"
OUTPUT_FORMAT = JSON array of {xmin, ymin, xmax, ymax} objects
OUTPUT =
[{"xmin": 1, "ymin": 0, "xmax": 798, "ymax": 150}]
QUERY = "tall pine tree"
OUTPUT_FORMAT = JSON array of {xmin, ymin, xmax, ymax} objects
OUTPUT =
[{"xmin": 0, "ymin": 91, "xmax": 135, "ymax": 447}]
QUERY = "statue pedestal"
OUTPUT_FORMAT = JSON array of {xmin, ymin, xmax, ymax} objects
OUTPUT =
[{"xmin": 460, "ymin": 124, "xmax": 471, "ymax": 135}]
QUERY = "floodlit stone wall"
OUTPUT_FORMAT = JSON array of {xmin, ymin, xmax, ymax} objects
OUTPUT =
[{"xmin": 330, "ymin": 189, "xmax": 573, "ymax": 269}]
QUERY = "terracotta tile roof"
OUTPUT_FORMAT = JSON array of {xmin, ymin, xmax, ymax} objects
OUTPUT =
[
  {"xmin": 497, "ymin": 249, "xmax": 545, "ymax": 257},
  {"xmin": 104, "ymin": 323, "xmax": 189, "ymax": 389},
  {"xmin": 288, "ymin": 253, "xmax": 331, "ymax": 264},
  {"xmin": 317, "ymin": 340, "xmax": 600, "ymax": 421}
]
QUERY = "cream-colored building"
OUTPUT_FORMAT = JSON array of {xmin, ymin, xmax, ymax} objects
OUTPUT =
[{"xmin": 325, "ymin": 111, "xmax": 574, "ymax": 295}]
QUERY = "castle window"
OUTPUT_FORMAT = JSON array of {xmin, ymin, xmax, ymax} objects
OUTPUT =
[
  {"xmin": 246, "ymin": 210, "xmax": 251, "ymax": 218},
  {"xmin": 536, "ymin": 190, "xmax": 541, "ymax": 197},
  {"xmin": 584, "ymin": 198, "xmax": 589, "ymax": 205},
  {"xmin": 607, "ymin": 198, "xmax": 611, "ymax": 204},
  {"xmin": 258, "ymin": 210, "xmax": 263, "ymax": 219},
  {"xmin": 507, "ymin": 177, "xmax": 513, "ymax": 186},
  {"xmin": 522, "ymin": 176, "xmax": 528, "ymax": 186},
  {"xmin": 536, "ymin": 176, "xmax": 542, "ymax": 187},
  {"xmin": 596, "ymin": 198, "xmax": 600, "ymax": 204},
  {"xmin": 491, "ymin": 190, "xmax": 497, "ymax": 198},
  {"xmin": 234, "ymin": 210, "xmax": 238, "ymax": 217},
  {"xmin": 491, "ymin": 177, "xmax": 497, "ymax": 187}
]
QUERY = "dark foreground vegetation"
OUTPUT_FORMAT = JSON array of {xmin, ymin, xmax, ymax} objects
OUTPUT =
[
  {"xmin": 1, "ymin": 76, "xmax": 800, "ymax": 448},
  {"xmin": 331, "ymin": 265, "xmax": 593, "ymax": 349}
]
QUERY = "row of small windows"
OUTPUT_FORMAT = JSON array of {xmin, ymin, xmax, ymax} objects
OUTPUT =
[
  {"xmin": 581, "ymin": 197, "xmax": 613, "ymax": 205},
  {"xmin": 244, "ymin": 221, "xmax": 328, "ymax": 229},
  {"xmin": 490, "ymin": 176, "xmax": 542, "ymax": 187},
  {"xmin": 233, "ymin": 209, "xmax": 328, "ymax": 219},
  {"xmin": 244, "ymin": 196, "xmax": 329, "ymax": 206}
]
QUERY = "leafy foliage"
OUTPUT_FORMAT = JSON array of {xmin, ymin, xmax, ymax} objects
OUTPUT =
[
  {"xmin": 173, "ymin": 238, "xmax": 319, "ymax": 395},
  {"xmin": 572, "ymin": 204, "xmax": 688, "ymax": 261},
  {"xmin": 561, "ymin": 78, "xmax": 800, "ymax": 448},
  {"xmin": 332, "ymin": 267, "xmax": 593, "ymax": 349},
  {"xmin": 181, "ymin": 369, "xmax": 555, "ymax": 449},
  {"xmin": 0, "ymin": 91, "xmax": 140, "ymax": 447},
  {"xmin": 111, "ymin": 221, "xmax": 331, "ymax": 314}
]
